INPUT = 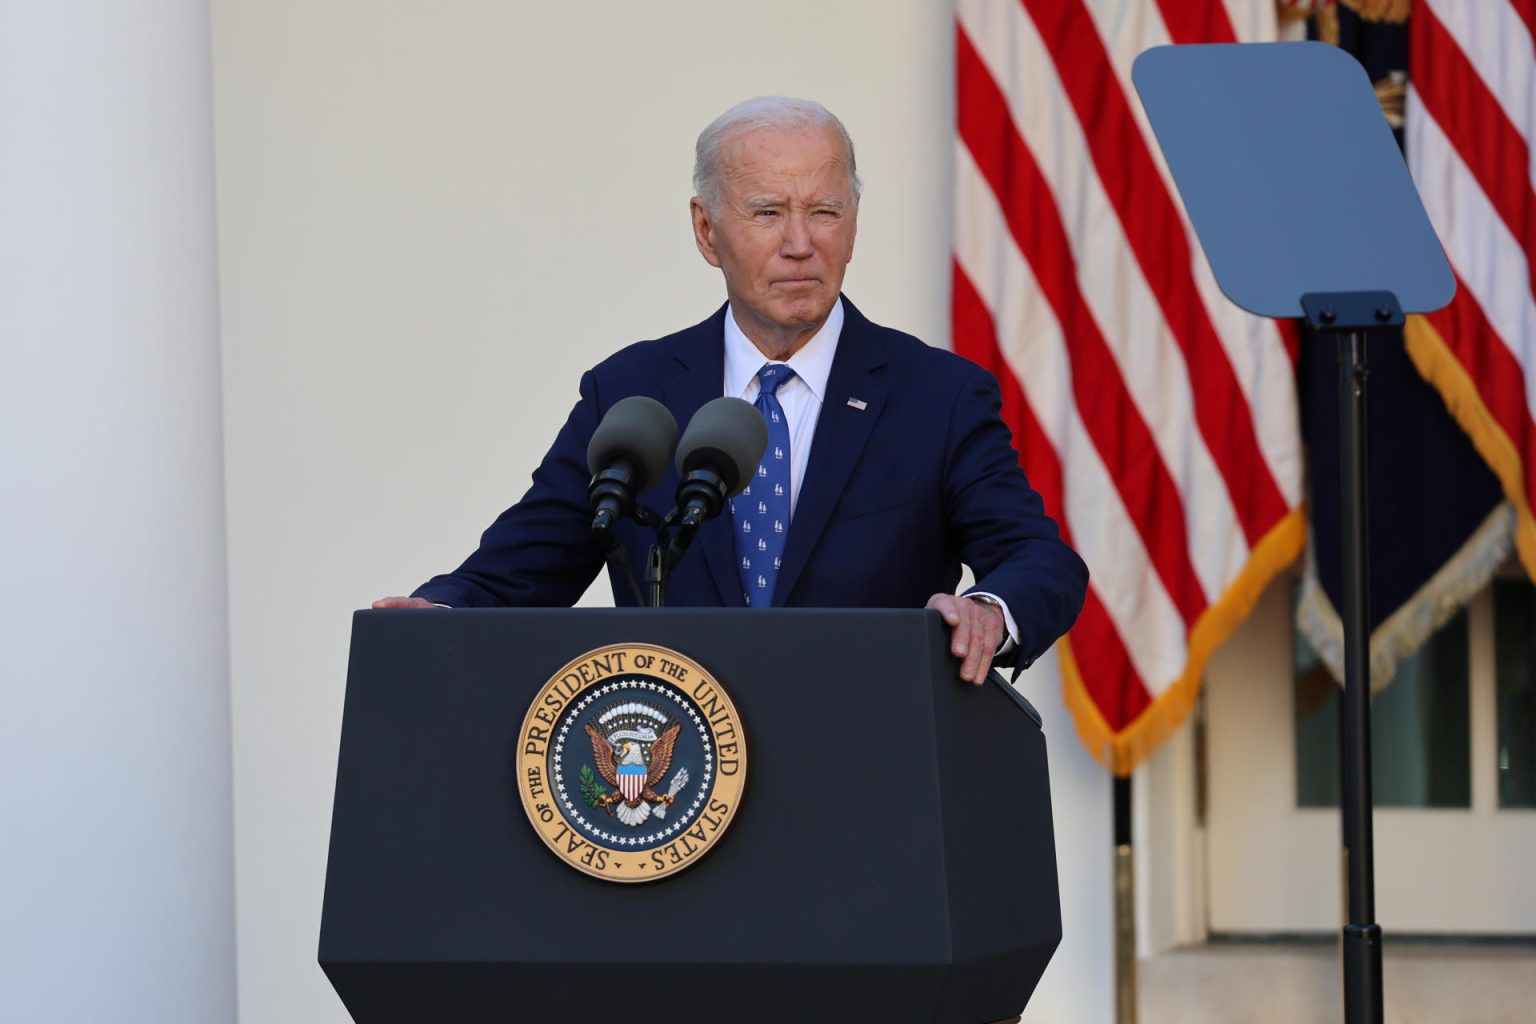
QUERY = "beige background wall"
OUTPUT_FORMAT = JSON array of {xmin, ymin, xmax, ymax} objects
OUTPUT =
[{"xmin": 211, "ymin": 2, "xmax": 1112, "ymax": 1020}]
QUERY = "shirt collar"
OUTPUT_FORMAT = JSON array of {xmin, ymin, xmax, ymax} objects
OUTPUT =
[{"xmin": 723, "ymin": 297, "xmax": 843, "ymax": 403}]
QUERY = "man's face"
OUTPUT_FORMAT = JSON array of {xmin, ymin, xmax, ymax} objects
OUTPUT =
[{"xmin": 691, "ymin": 124, "xmax": 858, "ymax": 353}]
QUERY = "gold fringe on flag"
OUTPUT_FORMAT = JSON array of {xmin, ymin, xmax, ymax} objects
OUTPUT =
[
  {"xmin": 1296, "ymin": 504, "xmax": 1514, "ymax": 692},
  {"xmin": 1277, "ymin": 0, "xmax": 1343, "ymax": 43},
  {"xmin": 1293, "ymin": 311, "xmax": 1536, "ymax": 694},
  {"xmin": 1277, "ymin": 0, "xmax": 1332, "ymax": 23},
  {"xmin": 1060, "ymin": 507, "xmax": 1307, "ymax": 776},
  {"xmin": 1317, "ymin": 4, "xmax": 1342, "ymax": 46},
  {"xmin": 1405, "ymin": 314, "xmax": 1536, "ymax": 578},
  {"xmin": 1375, "ymin": 71, "xmax": 1406, "ymax": 129}
]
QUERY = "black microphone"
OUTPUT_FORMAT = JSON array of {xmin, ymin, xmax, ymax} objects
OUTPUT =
[
  {"xmin": 673, "ymin": 397, "xmax": 768, "ymax": 530},
  {"xmin": 586, "ymin": 396, "xmax": 678, "ymax": 532}
]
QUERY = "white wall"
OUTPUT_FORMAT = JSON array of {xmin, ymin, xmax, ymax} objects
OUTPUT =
[
  {"xmin": 210, "ymin": 2, "xmax": 1111, "ymax": 1020},
  {"xmin": 0, "ymin": 2, "xmax": 236, "ymax": 1021}
]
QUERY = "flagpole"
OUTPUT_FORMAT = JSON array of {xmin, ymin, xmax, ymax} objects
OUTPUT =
[{"xmin": 1113, "ymin": 774, "xmax": 1136, "ymax": 1024}]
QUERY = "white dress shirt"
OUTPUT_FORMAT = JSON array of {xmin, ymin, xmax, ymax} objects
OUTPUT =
[
  {"xmin": 722, "ymin": 299, "xmax": 841, "ymax": 518},
  {"xmin": 720, "ymin": 299, "xmax": 1019, "ymax": 647}
]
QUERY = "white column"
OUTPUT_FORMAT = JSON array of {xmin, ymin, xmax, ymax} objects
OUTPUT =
[
  {"xmin": 1021, "ymin": 651, "xmax": 1115, "ymax": 1023},
  {"xmin": 0, "ymin": 2, "xmax": 236, "ymax": 1022}
]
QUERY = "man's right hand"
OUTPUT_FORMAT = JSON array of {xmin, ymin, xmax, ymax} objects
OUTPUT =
[{"xmin": 371, "ymin": 596, "xmax": 439, "ymax": 609}]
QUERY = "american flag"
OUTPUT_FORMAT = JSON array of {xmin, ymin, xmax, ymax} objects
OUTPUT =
[
  {"xmin": 1405, "ymin": 0, "xmax": 1536, "ymax": 582},
  {"xmin": 952, "ymin": 0, "xmax": 1305, "ymax": 774}
]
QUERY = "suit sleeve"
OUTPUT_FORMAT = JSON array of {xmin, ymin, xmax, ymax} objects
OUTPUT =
[
  {"xmin": 941, "ymin": 365, "xmax": 1088, "ymax": 668},
  {"xmin": 411, "ymin": 370, "xmax": 608, "ymax": 608}
]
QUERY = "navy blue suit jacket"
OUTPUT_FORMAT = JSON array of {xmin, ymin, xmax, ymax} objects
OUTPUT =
[{"xmin": 413, "ymin": 298, "xmax": 1087, "ymax": 667}]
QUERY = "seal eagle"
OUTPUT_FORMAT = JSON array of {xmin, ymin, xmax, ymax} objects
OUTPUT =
[{"xmin": 585, "ymin": 710, "xmax": 687, "ymax": 828}]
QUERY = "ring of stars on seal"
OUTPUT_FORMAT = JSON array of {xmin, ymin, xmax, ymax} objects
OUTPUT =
[{"xmin": 516, "ymin": 643, "xmax": 748, "ymax": 883}]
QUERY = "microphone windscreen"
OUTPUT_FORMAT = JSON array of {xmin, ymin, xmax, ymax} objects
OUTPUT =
[
  {"xmin": 675, "ymin": 397, "xmax": 768, "ymax": 497},
  {"xmin": 586, "ymin": 396, "xmax": 678, "ymax": 491}
]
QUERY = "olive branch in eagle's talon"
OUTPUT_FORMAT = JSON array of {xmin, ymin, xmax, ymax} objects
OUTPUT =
[{"xmin": 578, "ymin": 763, "xmax": 616, "ymax": 809}]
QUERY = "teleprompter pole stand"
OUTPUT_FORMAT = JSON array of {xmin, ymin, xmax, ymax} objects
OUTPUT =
[
  {"xmin": 1133, "ymin": 40, "xmax": 1458, "ymax": 1024},
  {"xmin": 1303, "ymin": 290, "xmax": 1394, "ymax": 1024}
]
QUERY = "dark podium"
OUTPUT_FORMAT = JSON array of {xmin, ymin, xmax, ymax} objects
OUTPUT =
[{"xmin": 320, "ymin": 608, "xmax": 1061, "ymax": 1023}]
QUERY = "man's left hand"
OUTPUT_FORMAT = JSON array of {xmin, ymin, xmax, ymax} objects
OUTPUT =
[{"xmin": 926, "ymin": 593, "xmax": 1006, "ymax": 685}]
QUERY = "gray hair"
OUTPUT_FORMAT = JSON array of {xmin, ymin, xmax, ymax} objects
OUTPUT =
[{"xmin": 692, "ymin": 96, "xmax": 862, "ymax": 214}]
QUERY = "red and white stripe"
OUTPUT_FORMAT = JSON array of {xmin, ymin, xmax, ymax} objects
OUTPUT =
[
  {"xmin": 953, "ymin": 0, "xmax": 1303, "ymax": 770},
  {"xmin": 1407, "ymin": 0, "xmax": 1536, "ymax": 571},
  {"xmin": 620, "ymin": 770, "xmax": 645, "ymax": 803}
]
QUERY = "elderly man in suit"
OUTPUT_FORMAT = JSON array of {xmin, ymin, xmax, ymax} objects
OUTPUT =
[{"xmin": 375, "ymin": 96, "xmax": 1086, "ymax": 685}]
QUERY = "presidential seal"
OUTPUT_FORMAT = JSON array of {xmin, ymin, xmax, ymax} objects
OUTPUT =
[{"xmin": 516, "ymin": 643, "xmax": 747, "ymax": 883}]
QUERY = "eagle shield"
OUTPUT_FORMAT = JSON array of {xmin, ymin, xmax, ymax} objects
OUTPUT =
[{"xmin": 583, "ymin": 700, "xmax": 689, "ymax": 827}]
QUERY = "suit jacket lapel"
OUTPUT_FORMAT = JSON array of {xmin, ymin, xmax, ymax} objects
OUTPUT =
[
  {"xmin": 663, "ymin": 305, "xmax": 740, "ymax": 606},
  {"xmin": 774, "ymin": 298, "xmax": 888, "ymax": 606}
]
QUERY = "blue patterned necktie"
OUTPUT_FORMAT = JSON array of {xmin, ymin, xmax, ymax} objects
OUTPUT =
[{"xmin": 732, "ymin": 363, "xmax": 797, "ymax": 607}]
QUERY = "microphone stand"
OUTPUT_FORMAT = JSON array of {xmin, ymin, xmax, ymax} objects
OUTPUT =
[
  {"xmin": 645, "ymin": 507, "xmax": 705, "ymax": 609},
  {"xmin": 594, "ymin": 503, "xmax": 682, "ymax": 609},
  {"xmin": 592, "ymin": 467, "xmax": 734, "ymax": 609},
  {"xmin": 592, "ymin": 513, "xmax": 647, "ymax": 607},
  {"xmin": 648, "ymin": 466, "xmax": 731, "ymax": 607},
  {"xmin": 643, "ymin": 508, "xmax": 672, "ymax": 609}
]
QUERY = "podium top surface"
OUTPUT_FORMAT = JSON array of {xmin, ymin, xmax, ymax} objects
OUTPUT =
[{"xmin": 1132, "ymin": 42, "xmax": 1455, "ymax": 319}]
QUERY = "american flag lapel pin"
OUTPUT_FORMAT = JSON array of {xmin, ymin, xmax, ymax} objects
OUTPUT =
[{"xmin": 846, "ymin": 397, "xmax": 868, "ymax": 411}]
